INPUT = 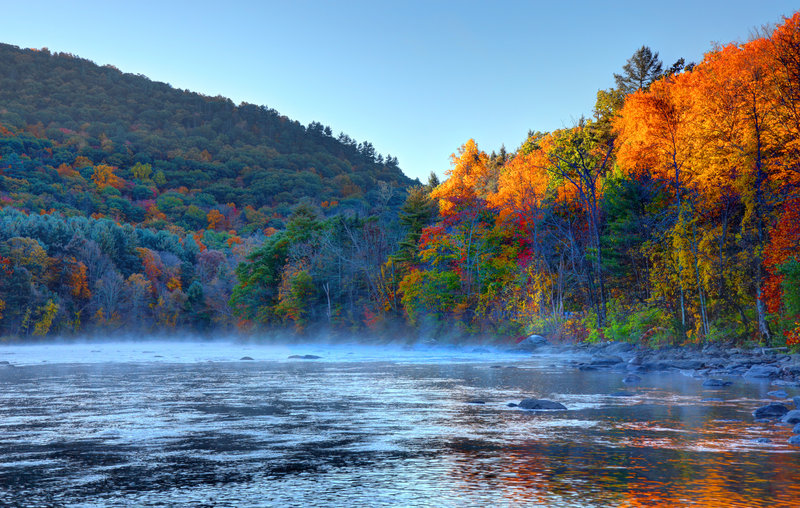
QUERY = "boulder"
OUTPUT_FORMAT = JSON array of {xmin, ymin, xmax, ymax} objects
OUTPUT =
[
  {"xmin": 743, "ymin": 364, "xmax": 782, "ymax": 379},
  {"xmin": 518, "ymin": 398, "xmax": 567, "ymax": 410},
  {"xmin": 793, "ymin": 422, "xmax": 800, "ymax": 434},
  {"xmin": 781, "ymin": 410, "xmax": 800, "ymax": 424},
  {"xmin": 239, "ymin": 356, "xmax": 254, "ymax": 361},
  {"xmin": 622, "ymin": 374, "xmax": 642, "ymax": 384},
  {"xmin": 788, "ymin": 435, "xmax": 800, "ymax": 446},
  {"xmin": 516, "ymin": 334, "xmax": 550, "ymax": 351},
  {"xmin": 767, "ymin": 390, "xmax": 788, "ymax": 399},
  {"xmin": 702, "ymin": 379, "xmax": 733, "ymax": 388},
  {"xmin": 590, "ymin": 355, "xmax": 624, "ymax": 366},
  {"xmin": 752, "ymin": 403, "xmax": 789, "ymax": 420}
]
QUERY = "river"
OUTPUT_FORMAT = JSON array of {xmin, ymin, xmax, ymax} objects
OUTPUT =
[{"xmin": 0, "ymin": 341, "xmax": 798, "ymax": 507}]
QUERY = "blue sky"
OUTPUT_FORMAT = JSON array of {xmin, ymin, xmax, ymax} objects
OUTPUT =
[{"xmin": 2, "ymin": 1, "xmax": 798, "ymax": 181}]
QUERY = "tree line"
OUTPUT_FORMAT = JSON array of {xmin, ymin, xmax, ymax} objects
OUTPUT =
[{"xmin": 1, "ymin": 14, "xmax": 799, "ymax": 345}]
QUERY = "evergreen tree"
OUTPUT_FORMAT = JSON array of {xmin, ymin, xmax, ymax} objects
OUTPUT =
[{"xmin": 614, "ymin": 46, "xmax": 663, "ymax": 93}]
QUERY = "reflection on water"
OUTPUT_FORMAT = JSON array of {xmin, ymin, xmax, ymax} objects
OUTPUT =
[{"xmin": 0, "ymin": 342, "xmax": 798, "ymax": 507}]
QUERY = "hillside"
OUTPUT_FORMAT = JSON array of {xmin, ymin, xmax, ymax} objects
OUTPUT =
[
  {"xmin": 0, "ymin": 43, "xmax": 414, "ymax": 339},
  {"xmin": 0, "ymin": 43, "xmax": 412, "ymax": 225}
]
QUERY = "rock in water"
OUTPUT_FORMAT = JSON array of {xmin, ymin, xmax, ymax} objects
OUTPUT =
[
  {"xmin": 794, "ymin": 396, "xmax": 800, "ymax": 409},
  {"xmin": 789, "ymin": 435, "xmax": 800, "ymax": 446},
  {"xmin": 466, "ymin": 399, "xmax": 486, "ymax": 404},
  {"xmin": 517, "ymin": 335, "xmax": 549, "ymax": 351},
  {"xmin": 743, "ymin": 364, "xmax": 781, "ymax": 379},
  {"xmin": 288, "ymin": 354, "xmax": 321, "ymax": 360},
  {"xmin": 622, "ymin": 374, "xmax": 642, "ymax": 384},
  {"xmin": 793, "ymin": 422, "xmax": 800, "ymax": 434},
  {"xmin": 703, "ymin": 378, "xmax": 733, "ymax": 387},
  {"xmin": 781, "ymin": 410, "xmax": 800, "ymax": 424},
  {"xmin": 518, "ymin": 398, "xmax": 567, "ymax": 410},
  {"xmin": 752, "ymin": 403, "xmax": 789, "ymax": 420},
  {"xmin": 240, "ymin": 356, "xmax": 254, "ymax": 361},
  {"xmin": 768, "ymin": 390, "xmax": 789, "ymax": 399},
  {"xmin": 609, "ymin": 391, "xmax": 635, "ymax": 397}
]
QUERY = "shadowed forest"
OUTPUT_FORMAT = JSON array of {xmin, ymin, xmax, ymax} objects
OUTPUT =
[{"xmin": 1, "ymin": 14, "xmax": 799, "ymax": 346}]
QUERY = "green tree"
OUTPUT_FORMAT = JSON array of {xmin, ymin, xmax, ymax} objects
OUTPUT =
[{"xmin": 614, "ymin": 46, "xmax": 663, "ymax": 93}]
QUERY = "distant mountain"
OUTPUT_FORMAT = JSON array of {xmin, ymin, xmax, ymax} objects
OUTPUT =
[{"xmin": 0, "ymin": 43, "xmax": 413, "ymax": 223}]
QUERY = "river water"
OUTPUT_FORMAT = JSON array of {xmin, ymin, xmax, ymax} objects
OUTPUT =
[{"xmin": 1, "ymin": 341, "xmax": 799, "ymax": 507}]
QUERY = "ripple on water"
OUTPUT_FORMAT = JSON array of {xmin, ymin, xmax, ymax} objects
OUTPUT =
[{"xmin": 1, "ymin": 343, "xmax": 800, "ymax": 506}]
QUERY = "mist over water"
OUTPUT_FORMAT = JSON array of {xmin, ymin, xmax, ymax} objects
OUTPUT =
[{"xmin": 1, "ymin": 340, "xmax": 800, "ymax": 506}]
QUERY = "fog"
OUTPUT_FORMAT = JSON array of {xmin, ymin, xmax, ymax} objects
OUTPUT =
[{"xmin": 0, "ymin": 336, "xmax": 534, "ymax": 367}]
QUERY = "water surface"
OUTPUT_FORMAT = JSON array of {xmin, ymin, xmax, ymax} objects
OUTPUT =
[{"xmin": 0, "ymin": 342, "xmax": 798, "ymax": 507}]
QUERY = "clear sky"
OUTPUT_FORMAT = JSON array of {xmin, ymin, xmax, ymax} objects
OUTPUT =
[{"xmin": 2, "ymin": 1, "xmax": 798, "ymax": 181}]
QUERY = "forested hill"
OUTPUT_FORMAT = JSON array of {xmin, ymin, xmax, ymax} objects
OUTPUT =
[{"xmin": 0, "ymin": 43, "xmax": 412, "ymax": 215}]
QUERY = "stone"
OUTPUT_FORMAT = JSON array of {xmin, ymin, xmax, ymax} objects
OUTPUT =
[
  {"xmin": 518, "ymin": 398, "xmax": 567, "ymax": 410},
  {"xmin": 589, "ymin": 355, "xmax": 624, "ymax": 366},
  {"xmin": 781, "ymin": 410, "xmax": 800, "ymax": 424},
  {"xmin": 788, "ymin": 435, "xmax": 800, "ymax": 446},
  {"xmin": 767, "ymin": 390, "xmax": 788, "ymax": 399},
  {"xmin": 622, "ymin": 374, "xmax": 642, "ymax": 384},
  {"xmin": 703, "ymin": 379, "xmax": 733, "ymax": 388},
  {"xmin": 517, "ymin": 335, "xmax": 549, "ymax": 351},
  {"xmin": 743, "ymin": 364, "xmax": 782, "ymax": 379},
  {"xmin": 752, "ymin": 403, "xmax": 789, "ymax": 420},
  {"xmin": 239, "ymin": 356, "xmax": 254, "ymax": 361}
]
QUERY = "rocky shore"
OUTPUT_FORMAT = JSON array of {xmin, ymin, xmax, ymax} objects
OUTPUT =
[{"xmin": 516, "ymin": 335, "xmax": 800, "ymax": 445}]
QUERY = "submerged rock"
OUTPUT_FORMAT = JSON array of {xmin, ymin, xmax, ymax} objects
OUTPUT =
[
  {"xmin": 753, "ymin": 437, "xmax": 772, "ymax": 443},
  {"xmin": 703, "ymin": 378, "xmax": 733, "ymax": 388},
  {"xmin": 288, "ymin": 355, "xmax": 321, "ymax": 360},
  {"xmin": 506, "ymin": 403, "xmax": 518, "ymax": 407},
  {"xmin": 518, "ymin": 398, "xmax": 567, "ymax": 410},
  {"xmin": 702, "ymin": 398, "xmax": 724, "ymax": 402},
  {"xmin": 753, "ymin": 403, "xmax": 789, "ymax": 420},
  {"xmin": 781, "ymin": 410, "xmax": 800, "ymax": 424},
  {"xmin": 794, "ymin": 396, "xmax": 800, "ymax": 408},
  {"xmin": 609, "ymin": 391, "xmax": 635, "ymax": 397},
  {"xmin": 466, "ymin": 399, "xmax": 486, "ymax": 404},
  {"xmin": 768, "ymin": 390, "xmax": 789, "ymax": 399},
  {"xmin": 788, "ymin": 435, "xmax": 800, "ymax": 446},
  {"xmin": 622, "ymin": 374, "xmax": 642, "ymax": 384}
]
